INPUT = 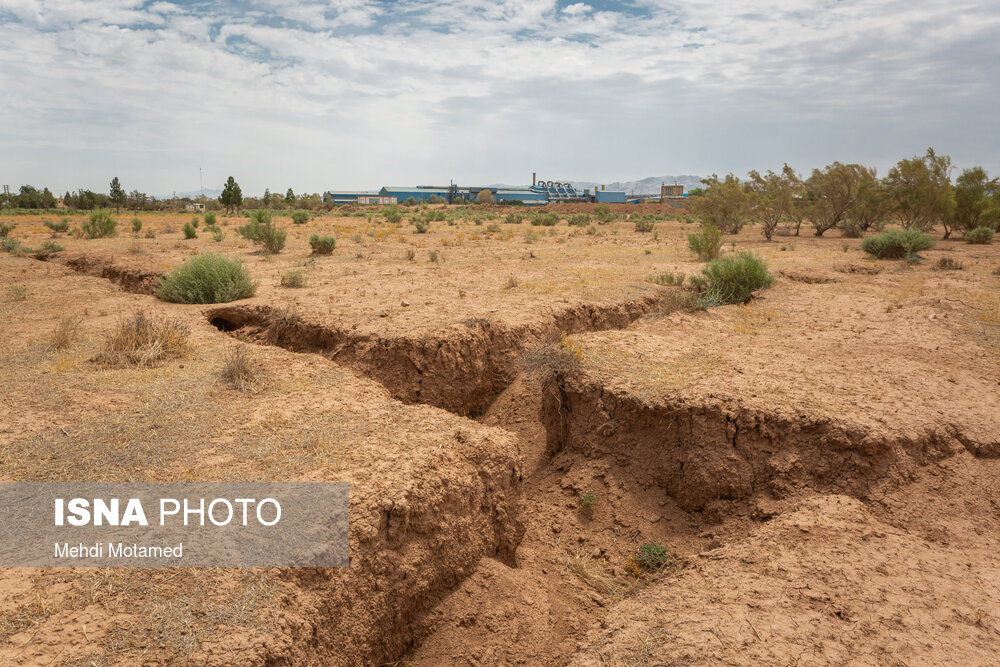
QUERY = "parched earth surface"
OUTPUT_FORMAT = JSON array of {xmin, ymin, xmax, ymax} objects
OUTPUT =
[{"xmin": 1, "ymin": 206, "xmax": 998, "ymax": 665}]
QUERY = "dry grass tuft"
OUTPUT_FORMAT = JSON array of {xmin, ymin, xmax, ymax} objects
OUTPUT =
[
  {"xmin": 6, "ymin": 282, "xmax": 29, "ymax": 301},
  {"xmin": 221, "ymin": 345, "xmax": 265, "ymax": 391},
  {"xmin": 49, "ymin": 314, "xmax": 83, "ymax": 350},
  {"xmin": 94, "ymin": 311, "xmax": 190, "ymax": 368}
]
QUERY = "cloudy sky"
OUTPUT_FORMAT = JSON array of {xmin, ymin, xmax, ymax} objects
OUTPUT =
[{"xmin": 1, "ymin": 0, "xmax": 998, "ymax": 196}]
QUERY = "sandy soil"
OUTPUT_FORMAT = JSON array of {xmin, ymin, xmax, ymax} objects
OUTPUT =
[{"xmin": 1, "ymin": 205, "xmax": 998, "ymax": 665}]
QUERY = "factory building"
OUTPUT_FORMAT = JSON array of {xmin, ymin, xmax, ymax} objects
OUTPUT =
[
  {"xmin": 379, "ymin": 187, "xmax": 449, "ymax": 203},
  {"xmin": 324, "ymin": 191, "xmax": 397, "ymax": 205}
]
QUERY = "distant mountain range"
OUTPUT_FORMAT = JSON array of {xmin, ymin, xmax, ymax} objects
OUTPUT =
[
  {"xmin": 161, "ymin": 189, "xmax": 223, "ymax": 200},
  {"xmin": 489, "ymin": 175, "xmax": 705, "ymax": 194}
]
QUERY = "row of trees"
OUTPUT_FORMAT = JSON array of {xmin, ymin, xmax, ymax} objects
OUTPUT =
[{"xmin": 688, "ymin": 149, "xmax": 999, "ymax": 239}]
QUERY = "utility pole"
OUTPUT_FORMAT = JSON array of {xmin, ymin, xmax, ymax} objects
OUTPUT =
[{"xmin": 199, "ymin": 167, "xmax": 203, "ymax": 197}]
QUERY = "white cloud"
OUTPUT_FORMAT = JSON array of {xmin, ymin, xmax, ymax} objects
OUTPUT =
[{"xmin": 0, "ymin": 0, "xmax": 997, "ymax": 193}]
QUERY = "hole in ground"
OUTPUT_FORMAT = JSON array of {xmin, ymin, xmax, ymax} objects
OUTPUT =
[{"xmin": 209, "ymin": 316, "xmax": 240, "ymax": 332}]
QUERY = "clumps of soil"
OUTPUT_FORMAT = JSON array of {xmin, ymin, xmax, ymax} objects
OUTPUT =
[
  {"xmin": 779, "ymin": 268, "xmax": 839, "ymax": 283},
  {"xmin": 834, "ymin": 261, "xmax": 881, "ymax": 275},
  {"xmin": 62, "ymin": 253, "xmax": 164, "ymax": 294},
  {"xmin": 93, "ymin": 311, "xmax": 189, "ymax": 368}
]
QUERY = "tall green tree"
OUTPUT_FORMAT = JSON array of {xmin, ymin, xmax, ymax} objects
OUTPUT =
[
  {"xmin": 747, "ymin": 165, "xmax": 796, "ymax": 240},
  {"xmin": 109, "ymin": 177, "xmax": 126, "ymax": 213},
  {"xmin": 884, "ymin": 148, "xmax": 954, "ymax": 236},
  {"xmin": 951, "ymin": 167, "xmax": 999, "ymax": 235},
  {"xmin": 220, "ymin": 176, "xmax": 243, "ymax": 215},
  {"xmin": 845, "ymin": 168, "xmax": 890, "ymax": 236},
  {"xmin": 263, "ymin": 188, "xmax": 272, "ymax": 209},
  {"xmin": 284, "ymin": 188, "xmax": 295, "ymax": 205},
  {"xmin": 688, "ymin": 173, "xmax": 755, "ymax": 234},
  {"xmin": 805, "ymin": 162, "xmax": 866, "ymax": 236}
]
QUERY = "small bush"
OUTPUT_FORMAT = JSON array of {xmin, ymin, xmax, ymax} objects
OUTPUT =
[
  {"xmin": 687, "ymin": 221, "xmax": 723, "ymax": 261},
  {"xmin": 131, "ymin": 218, "xmax": 143, "ymax": 236},
  {"xmin": 44, "ymin": 219, "xmax": 68, "ymax": 236},
  {"xmin": 40, "ymin": 240, "xmax": 64, "ymax": 253},
  {"xmin": 221, "ymin": 346, "xmax": 264, "ymax": 391},
  {"xmin": 309, "ymin": 234, "xmax": 336, "ymax": 254},
  {"xmin": 635, "ymin": 542, "xmax": 671, "ymax": 570},
  {"xmin": 405, "ymin": 248, "xmax": 416, "ymax": 261},
  {"xmin": 649, "ymin": 271, "xmax": 684, "ymax": 286},
  {"xmin": 183, "ymin": 222, "xmax": 197, "ymax": 239},
  {"xmin": 934, "ymin": 257, "xmax": 963, "ymax": 271},
  {"xmin": 156, "ymin": 253, "xmax": 258, "ymax": 304},
  {"xmin": 861, "ymin": 229, "xmax": 935, "ymax": 259},
  {"xmin": 568, "ymin": 214, "xmax": 591, "ymax": 227},
  {"xmin": 94, "ymin": 311, "xmax": 189, "ymax": 368},
  {"xmin": 505, "ymin": 213, "xmax": 524, "ymax": 224},
  {"xmin": 696, "ymin": 251, "xmax": 773, "ymax": 306},
  {"xmin": 413, "ymin": 221, "xmax": 429, "ymax": 234},
  {"xmin": 6, "ymin": 282, "xmax": 29, "ymax": 301},
  {"xmin": 81, "ymin": 210, "xmax": 117, "ymax": 239},
  {"xmin": 291, "ymin": 210, "xmax": 309, "ymax": 225},
  {"xmin": 586, "ymin": 225, "xmax": 597, "ymax": 236},
  {"xmin": 0, "ymin": 222, "xmax": 16, "ymax": 238},
  {"xmin": 634, "ymin": 217, "xmax": 655, "ymax": 233},
  {"xmin": 965, "ymin": 227, "xmax": 994, "ymax": 244},
  {"xmin": 145, "ymin": 229, "xmax": 156, "ymax": 239},
  {"xmin": 578, "ymin": 491, "xmax": 596, "ymax": 513},
  {"xmin": 486, "ymin": 222, "xmax": 501, "ymax": 233},
  {"xmin": 237, "ymin": 210, "xmax": 286, "ymax": 253},
  {"xmin": 204, "ymin": 211, "xmax": 217, "ymax": 226},
  {"xmin": 212, "ymin": 230, "xmax": 225, "ymax": 242},
  {"xmin": 190, "ymin": 216, "xmax": 199, "ymax": 228},
  {"xmin": 281, "ymin": 269, "xmax": 308, "ymax": 288},
  {"xmin": 504, "ymin": 275, "xmax": 519, "ymax": 290},
  {"xmin": 428, "ymin": 249, "xmax": 439, "ymax": 263},
  {"xmin": 531, "ymin": 212, "xmax": 559, "ymax": 227},
  {"xmin": 382, "ymin": 206, "xmax": 403, "ymax": 223},
  {"xmin": 594, "ymin": 204, "xmax": 613, "ymax": 223},
  {"xmin": 2, "ymin": 239, "xmax": 22, "ymax": 254}
]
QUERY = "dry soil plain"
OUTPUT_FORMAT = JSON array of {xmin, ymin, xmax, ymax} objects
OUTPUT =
[{"xmin": 1, "ymin": 203, "xmax": 999, "ymax": 665}]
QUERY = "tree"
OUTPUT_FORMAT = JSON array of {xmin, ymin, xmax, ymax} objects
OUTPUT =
[
  {"xmin": 284, "ymin": 188, "xmax": 295, "ymax": 205},
  {"xmin": 884, "ymin": 148, "xmax": 954, "ymax": 236},
  {"xmin": 845, "ymin": 168, "xmax": 890, "ymax": 236},
  {"xmin": 476, "ymin": 189, "xmax": 494, "ymax": 204},
  {"xmin": 951, "ymin": 167, "xmax": 999, "ymax": 234},
  {"xmin": 109, "ymin": 177, "xmax": 126, "ymax": 213},
  {"xmin": 804, "ymin": 162, "xmax": 866, "ymax": 236},
  {"xmin": 688, "ymin": 173, "xmax": 754, "ymax": 234},
  {"xmin": 747, "ymin": 165, "xmax": 796, "ymax": 240},
  {"xmin": 263, "ymin": 188, "xmax": 272, "ymax": 209},
  {"xmin": 220, "ymin": 176, "xmax": 243, "ymax": 215}
]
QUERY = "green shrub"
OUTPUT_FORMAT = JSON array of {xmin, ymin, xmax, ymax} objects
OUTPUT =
[
  {"xmin": 0, "ymin": 222, "xmax": 16, "ymax": 238},
  {"xmin": 131, "ymin": 217, "xmax": 143, "ymax": 236},
  {"xmin": 649, "ymin": 271, "xmax": 684, "ymax": 286},
  {"xmin": 696, "ymin": 251, "xmax": 773, "ymax": 306},
  {"xmin": 156, "ymin": 253, "xmax": 258, "ymax": 304},
  {"xmin": 636, "ymin": 542, "xmax": 671, "ymax": 569},
  {"xmin": 44, "ymin": 219, "xmax": 68, "ymax": 236},
  {"xmin": 291, "ymin": 210, "xmax": 309, "ymax": 225},
  {"xmin": 81, "ymin": 210, "xmax": 117, "ymax": 239},
  {"xmin": 2, "ymin": 239, "xmax": 23, "ymax": 254},
  {"xmin": 861, "ymin": 229, "xmax": 935, "ymax": 259},
  {"xmin": 237, "ymin": 210, "xmax": 286, "ymax": 253},
  {"xmin": 634, "ymin": 217, "xmax": 655, "ymax": 233},
  {"xmin": 40, "ymin": 240, "xmax": 64, "ymax": 253},
  {"xmin": 965, "ymin": 227, "xmax": 994, "ymax": 244},
  {"xmin": 594, "ymin": 204, "xmax": 613, "ymax": 223},
  {"xmin": 568, "ymin": 214, "xmax": 591, "ymax": 227},
  {"xmin": 309, "ymin": 234, "xmax": 336, "ymax": 254},
  {"xmin": 145, "ymin": 229, "xmax": 156, "ymax": 239},
  {"xmin": 504, "ymin": 213, "xmax": 524, "ymax": 224},
  {"xmin": 281, "ymin": 269, "xmax": 308, "ymax": 288},
  {"xmin": 183, "ymin": 222, "xmax": 197, "ymax": 239},
  {"xmin": 428, "ymin": 249, "xmax": 439, "ymax": 263},
  {"xmin": 212, "ymin": 230, "xmax": 225, "ymax": 242},
  {"xmin": 531, "ymin": 212, "xmax": 559, "ymax": 227},
  {"xmin": 190, "ymin": 216, "xmax": 199, "ymax": 228},
  {"xmin": 578, "ymin": 491, "xmax": 596, "ymax": 513},
  {"xmin": 383, "ymin": 206, "xmax": 403, "ymax": 223},
  {"xmin": 687, "ymin": 221, "xmax": 723, "ymax": 261},
  {"xmin": 204, "ymin": 211, "xmax": 217, "ymax": 226},
  {"xmin": 414, "ymin": 221, "xmax": 429, "ymax": 234}
]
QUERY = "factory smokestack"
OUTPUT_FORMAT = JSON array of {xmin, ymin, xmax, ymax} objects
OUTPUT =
[{"xmin": 532, "ymin": 172, "xmax": 536, "ymax": 187}]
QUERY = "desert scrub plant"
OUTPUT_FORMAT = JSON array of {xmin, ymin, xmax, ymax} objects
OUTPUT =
[
  {"xmin": 504, "ymin": 213, "xmax": 524, "ymax": 224},
  {"xmin": 934, "ymin": 257, "xmax": 963, "ymax": 271},
  {"xmin": 221, "ymin": 346, "xmax": 264, "ymax": 391},
  {"xmin": 144, "ymin": 229, "xmax": 156, "ymax": 239},
  {"xmin": 44, "ymin": 219, "xmax": 68, "ymax": 236},
  {"xmin": 568, "ymin": 213, "xmax": 591, "ymax": 227},
  {"xmin": 648, "ymin": 271, "xmax": 684, "ymax": 286},
  {"xmin": 237, "ymin": 210, "xmax": 286, "ymax": 253},
  {"xmin": 428, "ymin": 249, "xmax": 439, "ymax": 263},
  {"xmin": 635, "ymin": 542, "xmax": 671, "ymax": 570},
  {"xmin": 531, "ymin": 212, "xmax": 559, "ymax": 227},
  {"xmin": 382, "ymin": 206, "xmax": 403, "ymax": 223},
  {"xmin": 0, "ymin": 222, "xmax": 15, "ymax": 238},
  {"xmin": 694, "ymin": 251, "xmax": 774, "ymax": 306},
  {"xmin": 38, "ymin": 240, "xmax": 64, "ymax": 255},
  {"xmin": 686, "ymin": 221, "xmax": 723, "ymax": 261},
  {"xmin": 94, "ymin": 311, "xmax": 189, "ymax": 368},
  {"xmin": 212, "ymin": 230, "xmax": 226, "ymax": 242},
  {"xmin": 861, "ymin": 228, "xmax": 935, "ymax": 260},
  {"xmin": 413, "ymin": 221, "xmax": 429, "ymax": 234},
  {"xmin": 290, "ymin": 210, "xmax": 309, "ymax": 225},
  {"xmin": 405, "ymin": 248, "xmax": 416, "ymax": 261},
  {"xmin": 634, "ymin": 215, "xmax": 656, "ymax": 233},
  {"xmin": 578, "ymin": 491, "xmax": 596, "ymax": 514},
  {"xmin": 183, "ymin": 221, "xmax": 198, "ymax": 239},
  {"xmin": 965, "ymin": 227, "xmax": 994, "ymax": 244},
  {"xmin": 6, "ymin": 282, "xmax": 29, "ymax": 301},
  {"xmin": 81, "ymin": 210, "xmax": 117, "ymax": 238},
  {"xmin": 593, "ymin": 204, "xmax": 614, "ymax": 223},
  {"xmin": 49, "ymin": 314, "xmax": 82, "ymax": 350},
  {"xmin": 503, "ymin": 275, "xmax": 519, "ymax": 290},
  {"xmin": 156, "ymin": 253, "xmax": 257, "ymax": 304},
  {"xmin": 309, "ymin": 234, "xmax": 336, "ymax": 254},
  {"xmin": 280, "ymin": 269, "xmax": 308, "ymax": 288},
  {"xmin": 204, "ymin": 211, "xmax": 217, "ymax": 226},
  {"xmin": 131, "ymin": 217, "xmax": 143, "ymax": 237},
  {"xmin": 518, "ymin": 331, "xmax": 586, "ymax": 377}
]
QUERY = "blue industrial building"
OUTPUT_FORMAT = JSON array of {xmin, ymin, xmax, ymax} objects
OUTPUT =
[
  {"xmin": 379, "ymin": 187, "xmax": 449, "ymax": 203},
  {"xmin": 595, "ymin": 190, "xmax": 626, "ymax": 204}
]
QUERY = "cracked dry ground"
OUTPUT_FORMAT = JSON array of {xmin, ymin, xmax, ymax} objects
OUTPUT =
[{"xmin": 1, "ymin": 208, "xmax": 998, "ymax": 665}]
